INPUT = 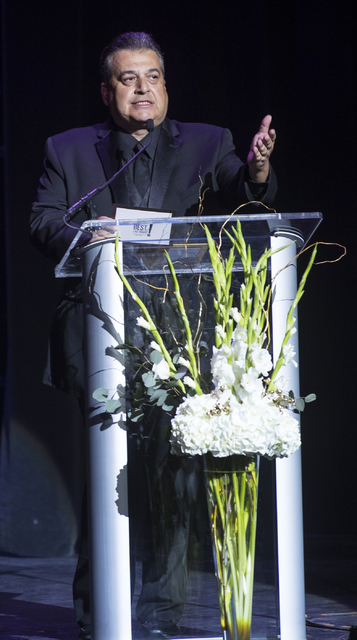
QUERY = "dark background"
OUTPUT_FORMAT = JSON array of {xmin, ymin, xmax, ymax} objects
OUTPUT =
[{"xmin": 0, "ymin": 0, "xmax": 356, "ymax": 556}]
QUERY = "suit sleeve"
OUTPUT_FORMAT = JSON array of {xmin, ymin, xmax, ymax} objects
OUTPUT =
[{"xmin": 30, "ymin": 137, "xmax": 83, "ymax": 263}]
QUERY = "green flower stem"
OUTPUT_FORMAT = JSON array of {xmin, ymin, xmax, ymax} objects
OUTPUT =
[
  {"xmin": 164, "ymin": 251, "xmax": 203, "ymax": 395},
  {"xmin": 114, "ymin": 236, "xmax": 186, "ymax": 393},
  {"xmin": 212, "ymin": 474, "xmax": 239, "ymax": 635},
  {"xmin": 204, "ymin": 226, "xmax": 234, "ymax": 345},
  {"xmin": 206, "ymin": 457, "xmax": 258, "ymax": 640},
  {"xmin": 268, "ymin": 243, "xmax": 318, "ymax": 390}
]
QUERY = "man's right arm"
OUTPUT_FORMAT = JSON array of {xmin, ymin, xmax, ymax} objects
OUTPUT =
[{"xmin": 30, "ymin": 137, "xmax": 83, "ymax": 264}]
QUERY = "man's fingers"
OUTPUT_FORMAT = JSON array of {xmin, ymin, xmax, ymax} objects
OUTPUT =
[{"xmin": 258, "ymin": 114, "xmax": 273, "ymax": 134}]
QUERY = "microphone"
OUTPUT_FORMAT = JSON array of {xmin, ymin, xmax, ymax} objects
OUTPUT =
[
  {"xmin": 146, "ymin": 118, "xmax": 154, "ymax": 133},
  {"xmin": 64, "ymin": 119, "xmax": 155, "ymax": 223}
]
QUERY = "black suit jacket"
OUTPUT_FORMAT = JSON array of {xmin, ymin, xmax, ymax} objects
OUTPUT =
[{"xmin": 30, "ymin": 117, "xmax": 277, "ymax": 396}]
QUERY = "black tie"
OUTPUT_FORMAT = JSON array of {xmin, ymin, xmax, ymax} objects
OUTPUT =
[{"xmin": 133, "ymin": 144, "xmax": 151, "ymax": 197}]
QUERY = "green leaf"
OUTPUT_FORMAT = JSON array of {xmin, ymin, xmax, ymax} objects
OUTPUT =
[
  {"xmin": 165, "ymin": 380, "xmax": 181, "ymax": 388},
  {"xmin": 116, "ymin": 343, "xmax": 142, "ymax": 354},
  {"xmin": 305, "ymin": 393, "xmax": 317, "ymax": 403},
  {"xmin": 105, "ymin": 398, "xmax": 122, "ymax": 414},
  {"xmin": 92, "ymin": 387, "xmax": 109, "ymax": 402},
  {"xmin": 199, "ymin": 342, "xmax": 209, "ymax": 357}
]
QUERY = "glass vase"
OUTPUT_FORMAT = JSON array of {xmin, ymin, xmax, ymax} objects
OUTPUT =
[{"xmin": 204, "ymin": 453, "xmax": 260, "ymax": 640}]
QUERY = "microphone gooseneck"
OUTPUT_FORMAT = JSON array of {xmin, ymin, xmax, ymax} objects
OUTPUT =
[{"xmin": 63, "ymin": 119, "xmax": 155, "ymax": 225}]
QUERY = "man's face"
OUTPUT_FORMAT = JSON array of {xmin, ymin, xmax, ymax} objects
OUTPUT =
[{"xmin": 101, "ymin": 48, "xmax": 168, "ymax": 138}]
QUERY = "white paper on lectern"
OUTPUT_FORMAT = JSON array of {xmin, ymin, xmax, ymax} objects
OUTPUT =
[{"xmin": 114, "ymin": 205, "xmax": 172, "ymax": 243}]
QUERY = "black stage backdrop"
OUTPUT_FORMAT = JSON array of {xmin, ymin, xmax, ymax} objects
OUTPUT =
[{"xmin": 1, "ymin": 0, "xmax": 356, "ymax": 556}]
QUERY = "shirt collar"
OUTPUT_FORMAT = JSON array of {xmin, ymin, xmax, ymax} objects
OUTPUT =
[{"xmin": 114, "ymin": 122, "xmax": 162, "ymax": 161}]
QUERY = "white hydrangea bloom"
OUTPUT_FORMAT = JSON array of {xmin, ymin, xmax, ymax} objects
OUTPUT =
[{"xmin": 170, "ymin": 386, "xmax": 301, "ymax": 459}]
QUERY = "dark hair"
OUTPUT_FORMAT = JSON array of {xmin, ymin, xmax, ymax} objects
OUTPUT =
[{"xmin": 100, "ymin": 32, "xmax": 165, "ymax": 83}]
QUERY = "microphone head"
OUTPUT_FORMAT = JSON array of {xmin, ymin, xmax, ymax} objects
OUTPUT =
[{"xmin": 146, "ymin": 119, "xmax": 154, "ymax": 132}]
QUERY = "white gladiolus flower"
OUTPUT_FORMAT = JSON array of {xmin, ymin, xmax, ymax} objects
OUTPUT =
[
  {"xmin": 250, "ymin": 344, "xmax": 272, "ymax": 377},
  {"xmin": 274, "ymin": 372, "xmax": 290, "ymax": 394},
  {"xmin": 178, "ymin": 357, "xmax": 190, "ymax": 368},
  {"xmin": 136, "ymin": 316, "xmax": 151, "ymax": 330},
  {"xmin": 215, "ymin": 325, "xmax": 226, "ymax": 339},
  {"xmin": 152, "ymin": 359, "xmax": 170, "ymax": 380},
  {"xmin": 183, "ymin": 375, "xmax": 196, "ymax": 389},
  {"xmin": 231, "ymin": 333, "xmax": 247, "ymax": 367},
  {"xmin": 211, "ymin": 346, "xmax": 236, "ymax": 388},
  {"xmin": 229, "ymin": 307, "xmax": 241, "ymax": 323},
  {"xmin": 150, "ymin": 341, "xmax": 161, "ymax": 351},
  {"xmin": 240, "ymin": 368, "xmax": 262, "ymax": 394},
  {"xmin": 283, "ymin": 344, "xmax": 298, "ymax": 367}
]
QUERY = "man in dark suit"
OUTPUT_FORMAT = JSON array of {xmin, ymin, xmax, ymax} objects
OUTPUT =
[{"xmin": 30, "ymin": 32, "xmax": 277, "ymax": 639}]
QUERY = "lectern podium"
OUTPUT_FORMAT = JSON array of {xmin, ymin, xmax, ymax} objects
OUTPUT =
[{"xmin": 56, "ymin": 212, "xmax": 322, "ymax": 640}]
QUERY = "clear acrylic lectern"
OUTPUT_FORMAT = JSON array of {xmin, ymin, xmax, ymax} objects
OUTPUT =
[{"xmin": 56, "ymin": 212, "xmax": 322, "ymax": 640}]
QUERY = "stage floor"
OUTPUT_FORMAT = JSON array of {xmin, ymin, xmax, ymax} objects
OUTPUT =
[{"xmin": 0, "ymin": 535, "xmax": 356, "ymax": 640}]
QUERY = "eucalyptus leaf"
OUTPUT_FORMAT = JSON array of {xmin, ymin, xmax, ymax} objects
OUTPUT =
[
  {"xmin": 174, "ymin": 368, "xmax": 187, "ymax": 379},
  {"xmin": 162, "ymin": 403, "xmax": 175, "ymax": 412},
  {"xmin": 150, "ymin": 350, "xmax": 164, "ymax": 364},
  {"xmin": 157, "ymin": 391, "xmax": 169, "ymax": 407},
  {"xmin": 128, "ymin": 407, "xmax": 145, "ymax": 422},
  {"xmin": 149, "ymin": 388, "xmax": 168, "ymax": 403},
  {"xmin": 295, "ymin": 398, "xmax": 305, "ymax": 412},
  {"xmin": 305, "ymin": 393, "xmax": 317, "ymax": 403},
  {"xmin": 92, "ymin": 387, "xmax": 109, "ymax": 402},
  {"xmin": 172, "ymin": 350, "xmax": 184, "ymax": 364},
  {"xmin": 105, "ymin": 398, "xmax": 122, "ymax": 414},
  {"xmin": 142, "ymin": 372, "xmax": 156, "ymax": 388},
  {"xmin": 134, "ymin": 385, "xmax": 145, "ymax": 400}
]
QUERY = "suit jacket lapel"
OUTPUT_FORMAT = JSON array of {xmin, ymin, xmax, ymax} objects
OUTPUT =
[
  {"xmin": 95, "ymin": 124, "xmax": 131, "ymax": 205},
  {"xmin": 95, "ymin": 125, "xmax": 116, "ymax": 181},
  {"xmin": 149, "ymin": 119, "xmax": 182, "ymax": 210}
]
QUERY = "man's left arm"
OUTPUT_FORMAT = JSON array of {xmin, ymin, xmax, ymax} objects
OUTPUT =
[
  {"xmin": 247, "ymin": 114, "xmax": 276, "ymax": 183},
  {"xmin": 216, "ymin": 115, "xmax": 277, "ymax": 208}
]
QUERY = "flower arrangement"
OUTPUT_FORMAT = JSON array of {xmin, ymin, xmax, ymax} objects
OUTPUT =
[{"xmin": 112, "ymin": 216, "xmax": 317, "ymax": 459}]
